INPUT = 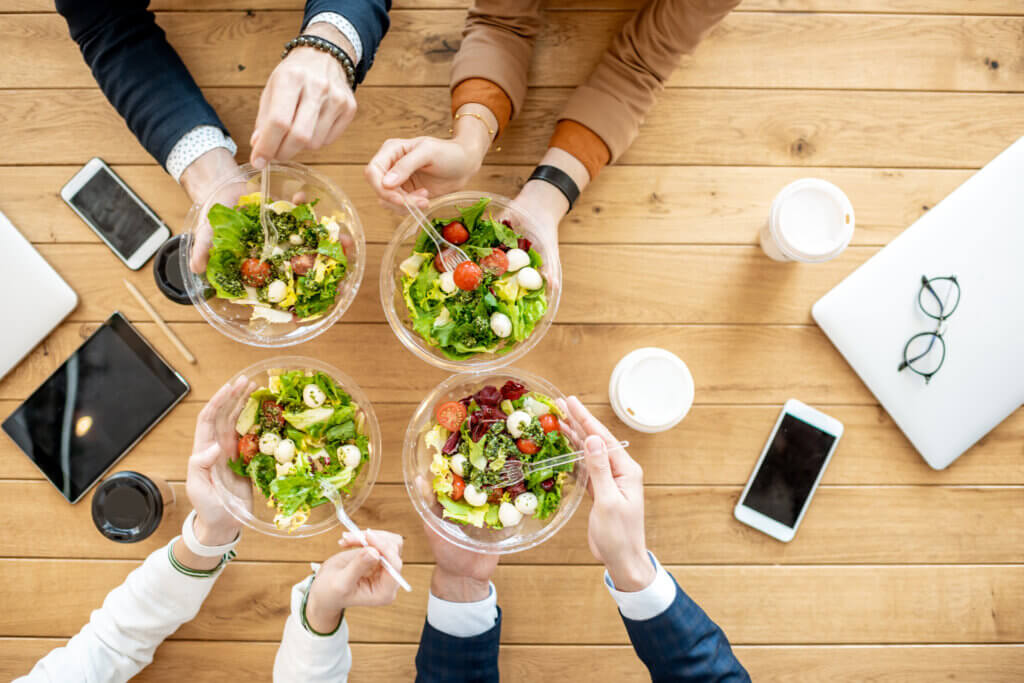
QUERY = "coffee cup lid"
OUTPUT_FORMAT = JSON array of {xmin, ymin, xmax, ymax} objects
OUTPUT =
[
  {"xmin": 153, "ymin": 234, "xmax": 192, "ymax": 305},
  {"xmin": 609, "ymin": 348, "xmax": 694, "ymax": 433},
  {"xmin": 92, "ymin": 471, "xmax": 164, "ymax": 543},
  {"xmin": 769, "ymin": 178, "xmax": 855, "ymax": 262}
]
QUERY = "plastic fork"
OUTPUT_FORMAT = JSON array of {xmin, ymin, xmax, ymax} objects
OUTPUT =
[
  {"xmin": 373, "ymin": 162, "xmax": 469, "ymax": 272},
  {"xmin": 258, "ymin": 164, "xmax": 280, "ymax": 261},
  {"xmin": 319, "ymin": 480, "xmax": 412, "ymax": 592},
  {"xmin": 494, "ymin": 440, "xmax": 630, "ymax": 488}
]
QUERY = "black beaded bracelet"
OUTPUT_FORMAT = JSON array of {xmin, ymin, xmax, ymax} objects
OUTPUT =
[
  {"xmin": 282, "ymin": 34, "xmax": 356, "ymax": 90},
  {"xmin": 528, "ymin": 165, "xmax": 581, "ymax": 212}
]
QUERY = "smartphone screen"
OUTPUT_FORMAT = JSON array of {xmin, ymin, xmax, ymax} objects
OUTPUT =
[
  {"xmin": 67, "ymin": 166, "xmax": 161, "ymax": 261},
  {"xmin": 2, "ymin": 313, "xmax": 189, "ymax": 503},
  {"xmin": 739, "ymin": 413, "xmax": 838, "ymax": 528}
]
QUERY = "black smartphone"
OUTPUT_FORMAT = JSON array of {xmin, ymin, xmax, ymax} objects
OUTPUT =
[
  {"xmin": 60, "ymin": 157, "xmax": 171, "ymax": 270},
  {"xmin": 2, "ymin": 312, "xmax": 190, "ymax": 503}
]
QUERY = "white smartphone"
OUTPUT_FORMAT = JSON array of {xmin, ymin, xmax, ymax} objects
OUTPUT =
[
  {"xmin": 733, "ymin": 399, "xmax": 843, "ymax": 542},
  {"xmin": 60, "ymin": 157, "xmax": 170, "ymax": 270}
]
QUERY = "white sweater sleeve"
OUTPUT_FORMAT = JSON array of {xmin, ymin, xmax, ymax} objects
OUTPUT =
[
  {"xmin": 15, "ymin": 541, "xmax": 225, "ymax": 683},
  {"xmin": 273, "ymin": 575, "xmax": 352, "ymax": 683}
]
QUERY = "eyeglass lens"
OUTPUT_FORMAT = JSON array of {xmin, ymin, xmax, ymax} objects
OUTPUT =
[
  {"xmin": 904, "ymin": 332, "xmax": 946, "ymax": 376},
  {"xmin": 919, "ymin": 276, "xmax": 960, "ymax": 320}
]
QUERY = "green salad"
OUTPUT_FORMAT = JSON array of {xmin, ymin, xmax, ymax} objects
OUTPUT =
[
  {"xmin": 205, "ymin": 192, "xmax": 348, "ymax": 324},
  {"xmin": 228, "ymin": 368, "xmax": 370, "ymax": 532},
  {"xmin": 426, "ymin": 380, "xmax": 573, "ymax": 529},
  {"xmin": 398, "ymin": 197, "xmax": 548, "ymax": 360}
]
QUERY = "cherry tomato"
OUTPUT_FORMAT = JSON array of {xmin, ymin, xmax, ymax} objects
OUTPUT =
[
  {"xmin": 238, "ymin": 434, "xmax": 259, "ymax": 463},
  {"xmin": 260, "ymin": 400, "xmax": 285, "ymax": 429},
  {"xmin": 453, "ymin": 261, "xmax": 484, "ymax": 290},
  {"xmin": 538, "ymin": 414, "xmax": 560, "ymax": 433},
  {"xmin": 436, "ymin": 401, "xmax": 468, "ymax": 432},
  {"xmin": 433, "ymin": 250, "xmax": 451, "ymax": 273},
  {"xmin": 480, "ymin": 249, "xmax": 509, "ymax": 276},
  {"xmin": 516, "ymin": 438, "xmax": 540, "ymax": 455},
  {"xmin": 442, "ymin": 221, "xmax": 470, "ymax": 245},
  {"xmin": 240, "ymin": 258, "xmax": 271, "ymax": 287},
  {"xmin": 450, "ymin": 474, "xmax": 466, "ymax": 500},
  {"xmin": 290, "ymin": 253, "xmax": 316, "ymax": 276}
]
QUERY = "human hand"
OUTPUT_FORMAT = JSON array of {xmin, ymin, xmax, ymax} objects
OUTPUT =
[
  {"xmin": 186, "ymin": 376, "xmax": 254, "ymax": 545},
  {"xmin": 557, "ymin": 396, "xmax": 655, "ymax": 592},
  {"xmin": 506, "ymin": 183, "xmax": 563, "ymax": 289},
  {"xmin": 181, "ymin": 148, "xmax": 245, "ymax": 273},
  {"xmin": 250, "ymin": 24, "xmax": 357, "ymax": 169},
  {"xmin": 416, "ymin": 476, "xmax": 499, "ymax": 602},
  {"xmin": 305, "ymin": 529, "xmax": 405, "ymax": 632},
  {"xmin": 365, "ymin": 135, "xmax": 485, "ymax": 211}
]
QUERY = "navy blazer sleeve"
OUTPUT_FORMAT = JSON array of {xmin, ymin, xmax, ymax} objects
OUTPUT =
[
  {"xmin": 55, "ymin": 0, "xmax": 229, "ymax": 169},
  {"xmin": 415, "ymin": 608, "xmax": 501, "ymax": 683},
  {"xmin": 303, "ymin": 0, "xmax": 392, "ymax": 85},
  {"xmin": 621, "ymin": 577, "xmax": 750, "ymax": 682}
]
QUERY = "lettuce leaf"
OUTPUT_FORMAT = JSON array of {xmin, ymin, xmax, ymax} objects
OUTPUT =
[
  {"xmin": 437, "ymin": 493, "xmax": 489, "ymax": 527},
  {"xmin": 249, "ymin": 454, "xmax": 276, "ymax": 498},
  {"xmin": 317, "ymin": 239, "xmax": 345, "ymax": 264},
  {"xmin": 535, "ymin": 484, "xmax": 562, "ymax": 520},
  {"xmin": 208, "ymin": 203, "xmax": 251, "ymax": 257},
  {"xmin": 283, "ymin": 406, "xmax": 334, "ymax": 431},
  {"xmin": 269, "ymin": 471, "xmax": 319, "ymax": 516},
  {"xmin": 205, "ymin": 249, "xmax": 245, "ymax": 299},
  {"xmin": 458, "ymin": 197, "xmax": 490, "ymax": 230}
]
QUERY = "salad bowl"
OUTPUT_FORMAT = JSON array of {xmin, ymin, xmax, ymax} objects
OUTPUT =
[
  {"xmin": 380, "ymin": 191, "xmax": 562, "ymax": 372},
  {"xmin": 403, "ymin": 368, "xmax": 588, "ymax": 554},
  {"xmin": 176, "ymin": 162, "xmax": 366, "ymax": 347},
  {"xmin": 212, "ymin": 356, "xmax": 382, "ymax": 538}
]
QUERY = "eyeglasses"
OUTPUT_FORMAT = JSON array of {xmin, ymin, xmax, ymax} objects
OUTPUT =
[{"xmin": 898, "ymin": 275, "xmax": 960, "ymax": 384}]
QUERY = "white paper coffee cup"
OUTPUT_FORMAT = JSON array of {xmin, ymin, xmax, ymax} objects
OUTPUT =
[
  {"xmin": 609, "ymin": 348, "xmax": 694, "ymax": 434},
  {"xmin": 760, "ymin": 178, "xmax": 855, "ymax": 263}
]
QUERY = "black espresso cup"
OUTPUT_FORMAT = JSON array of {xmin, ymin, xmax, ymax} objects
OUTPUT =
[{"xmin": 92, "ymin": 471, "xmax": 174, "ymax": 543}]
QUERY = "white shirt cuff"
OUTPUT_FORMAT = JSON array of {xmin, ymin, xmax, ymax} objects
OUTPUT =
[
  {"xmin": 165, "ymin": 125, "xmax": 237, "ymax": 183},
  {"xmin": 306, "ymin": 12, "xmax": 362, "ymax": 64},
  {"xmin": 426, "ymin": 583, "xmax": 499, "ymax": 638},
  {"xmin": 603, "ymin": 552, "xmax": 677, "ymax": 621}
]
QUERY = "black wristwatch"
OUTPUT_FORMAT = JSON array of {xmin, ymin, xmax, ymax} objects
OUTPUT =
[{"xmin": 528, "ymin": 165, "xmax": 581, "ymax": 212}]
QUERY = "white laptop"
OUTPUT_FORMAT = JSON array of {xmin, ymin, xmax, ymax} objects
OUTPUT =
[
  {"xmin": 813, "ymin": 138, "xmax": 1024, "ymax": 470},
  {"xmin": 0, "ymin": 210, "xmax": 78, "ymax": 381}
]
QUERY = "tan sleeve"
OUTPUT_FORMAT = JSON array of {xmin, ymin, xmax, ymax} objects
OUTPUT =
[
  {"xmin": 449, "ymin": 0, "xmax": 543, "ymax": 120},
  {"xmin": 559, "ymin": 0, "xmax": 741, "ymax": 163},
  {"xmin": 451, "ymin": 78, "xmax": 514, "ymax": 136},
  {"xmin": 548, "ymin": 120, "xmax": 611, "ymax": 181}
]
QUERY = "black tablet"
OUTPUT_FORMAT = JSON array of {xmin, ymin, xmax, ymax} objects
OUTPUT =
[{"xmin": 2, "ymin": 312, "xmax": 189, "ymax": 502}]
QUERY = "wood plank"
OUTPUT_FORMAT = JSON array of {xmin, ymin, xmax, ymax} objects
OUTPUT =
[
  {"xmin": 2, "ymin": 402, "xmax": 1020, "ymax": 485},
  {"xmin": 0, "ymin": 165, "xmax": 970, "ymax": 247},
  {"xmin": 38, "ymin": 242, "xmax": 878, "ymax": 325},
  {"xmin": 6, "ymin": 12, "xmax": 1022, "ymax": 92},
  {"xmin": 1, "ymin": 560, "xmax": 1021, "ymax": 644},
  {"xmin": 4, "ymin": 481, "xmax": 1022, "ymax": 565},
  {"xmin": 0, "ymin": 322, "xmax": 879, "ymax": 404},
  {"xmin": 8, "ymin": 0, "xmax": 1024, "ymax": 15},
  {"xmin": 4, "ymin": 640, "xmax": 1024, "ymax": 683},
  {"xmin": 1, "ymin": 87, "xmax": 1021, "ymax": 168}
]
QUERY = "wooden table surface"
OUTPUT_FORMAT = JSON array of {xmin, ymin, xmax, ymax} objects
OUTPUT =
[{"xmin": 2, "ymin": 0, "xmax": 1023, "ymax": 680}]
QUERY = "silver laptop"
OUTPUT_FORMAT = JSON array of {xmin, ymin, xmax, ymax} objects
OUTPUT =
[
  {"xmin": 813, "ymin": 138, "xmax": 1024, "ymax": 470},
  {"xmin": 0, "ymin": 210, "xmax": 78, "ymax": 380}
]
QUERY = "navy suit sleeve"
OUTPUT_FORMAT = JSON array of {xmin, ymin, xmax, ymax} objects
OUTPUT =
[
  {"xmin": 303, "ymin": 0, "xmax": 392, "ymax": 85},
  {"xmin": 415, "ymin": 608, "xmax": 501, "ymax": 683},
  {"xmin": 621, "ymin": 577, "xmax": 750, "ymax": 683},
  {"xmin": 55, "ymin": 0, "xmax": 228, "ymax": 169}
]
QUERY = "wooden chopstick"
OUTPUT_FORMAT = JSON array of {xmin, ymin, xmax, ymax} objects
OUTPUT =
[{"xmin": 123, "ymin": 279, "xmax": 196, "ymax": 364}]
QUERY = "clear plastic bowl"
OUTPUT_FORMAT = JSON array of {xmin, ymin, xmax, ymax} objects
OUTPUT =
[
  {"xmin": 179, "ymin": 161, "xmax": 366, "ymax": 347},
  {"xmin": 212, "ymin": 356, "xmax": 382, "ymax": 538},
  {"xmin": 380, "ymin": 191, "xmax": 562, "ymax": 372},
  {"xmin": 402, "ymin": 368, "xmax": 587, "ymax": 554}
]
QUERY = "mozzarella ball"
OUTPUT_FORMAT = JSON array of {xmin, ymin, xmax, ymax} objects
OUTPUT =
[
  {"xmin": 464, "ymin": 484, "xmax": 488, "ymax": 507},
  {"xmin": 498, "ymin": 501, "xmax": 524, "ymax": 527},
  {"xmin": 289, "ymin": 233, "xmax": 303, "ymax": 245},
  {"xmin": 259, "ymin": 431, "xmax": 281, "ymax": 455},
  {"xmin": 338, "ymin": 444, "xmax": 362, "ymax": 469},
  {"xmin": 273, "ymin": 438, "xmax": 296, "ymax": 463},
  {"xmin": 517, "ymin": 267, "xmax": 543, "ymax": 290},
  {"xmin": 439, "ymin": 270, "xmax": 457, "ymax": 294},
  {"xmin": 267, "ymin": 279, "xmax": 288, "ymax": 303},
  {"xmin": 303, "ymin": 384, "xmax": 326, "ymax": 408},
  {"xmin": 450, "ymin": 453, "xmax": 467, "ymax": 477},
  {"xmin": 271, "ymin": 245, "xmax": 285, "ymax": 258},
  {"xmin": 514, "ymin": 492, "xmax": 539, "ymax": 516},
  {"xmin": 275, "ymin": 461, "xmax": 295, "ymax": 478},
  {"xmin": 505, "ymin": 248, "xmax": 530, "ymax": 272},
  {"xmin": 506, "ymin": 410, "xmax": 532, "ymax": 438},
  {"xmin": 490, "ymin": 311, "xmax": 512, "ymax": 338}
]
